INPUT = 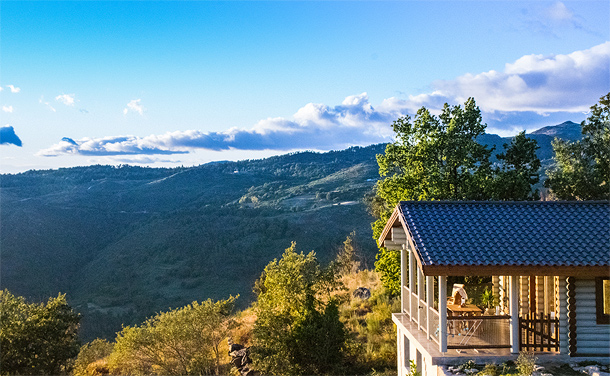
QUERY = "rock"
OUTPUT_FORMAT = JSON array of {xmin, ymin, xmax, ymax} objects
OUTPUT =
[
  {"xmin": 353, "ymin": 287, "xmax": 371, "ymax": 300},
  {"xmin": 228, "ymin": 339, "xmax": 256, "ymax": 376}
]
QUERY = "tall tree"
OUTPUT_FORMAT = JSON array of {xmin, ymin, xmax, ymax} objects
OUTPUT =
[
  {"xmin": 372, "ymin": 98, "xmax": 494, "ymax": 294},
  {"xmin": 251, "ymin": 243, "xmax": 345, "ymax": 375},
  {"xmin": 546, "ymin": 93, "xmax": 610, "ymax": 200},
  {"xmin": 0, "ymin": 290, "xmax": 80, "ymax": 375},
  {"xmin": 492, "ymin": 131, "xmax": 541, "ymax": 201}
]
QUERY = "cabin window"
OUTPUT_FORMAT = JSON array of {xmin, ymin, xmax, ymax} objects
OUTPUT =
[{"xmin": 596, "ymin": 278, "xmax": 610, "ymax": 325}]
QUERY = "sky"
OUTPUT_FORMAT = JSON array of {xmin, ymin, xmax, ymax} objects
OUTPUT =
[{"xmin": 1, "ymin": 1, "xmax": 609, "ymax": 173}]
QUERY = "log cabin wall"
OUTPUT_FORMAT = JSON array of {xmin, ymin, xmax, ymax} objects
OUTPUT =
[{"xmin": 574, "ymin": 277, "xmax": 610, "ymax": 356}]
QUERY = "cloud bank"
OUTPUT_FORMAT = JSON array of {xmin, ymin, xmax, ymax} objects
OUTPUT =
[
  {"xmin": 39, "ymin": 42, "xmax": 609, "ymax": 157},
  {"xmin": 39, "ymin": 92, "xmax": 394, "ymax": 156},
  {"xmin": 1, "ymin": 126, "xmax": 23, "ymax": 147}
]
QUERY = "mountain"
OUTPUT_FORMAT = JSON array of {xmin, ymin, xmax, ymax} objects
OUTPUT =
[{"xmin": 0, "ymin": 122, "xmax": 581, "ymax": 341}]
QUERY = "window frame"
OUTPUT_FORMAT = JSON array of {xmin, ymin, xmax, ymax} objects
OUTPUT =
[{"xmin": 595, "ymin": 277, "xmax": 610, "ymax": 325}]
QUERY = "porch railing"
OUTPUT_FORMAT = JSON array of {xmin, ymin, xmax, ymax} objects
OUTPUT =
[
  {"xmin": 447, "ymin": 315, "xmax": 511, "ymax": 349},
  {"xmin": 519, "ymin": 312, "xmax": 559, "ymax": 352}
]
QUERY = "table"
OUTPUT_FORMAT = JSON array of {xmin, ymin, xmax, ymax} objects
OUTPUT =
[{"xmin": 446, "ymin": 303, "xmax": 483, "ymax": 317}]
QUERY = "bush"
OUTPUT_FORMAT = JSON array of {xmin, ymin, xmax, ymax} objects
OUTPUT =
[
  {"xmin": 73, "ymin": 339, "xmax": 113, "ymax": 376},
  {"xmin": 516, "ymin": 352, "xmax": 537, "ymax": 376}
]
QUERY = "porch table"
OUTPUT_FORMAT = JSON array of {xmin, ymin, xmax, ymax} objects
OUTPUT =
[{"xmin": 446, "ymin": 303, "xmax": 482, "ymax": 317}]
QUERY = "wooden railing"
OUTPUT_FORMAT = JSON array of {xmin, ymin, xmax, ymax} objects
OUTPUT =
[
  {"xmin": 519, "ymin": 312, "xmax": 559, "ymax": 352},
  {"xmin": 447, "ymin": 315, "xmax": 511, "ymax": 349}
]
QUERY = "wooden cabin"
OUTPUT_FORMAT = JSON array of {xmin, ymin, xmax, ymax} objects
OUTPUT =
[{"xmin": 378, "ymin": 201, "xmax": 610, "ymax": 376}]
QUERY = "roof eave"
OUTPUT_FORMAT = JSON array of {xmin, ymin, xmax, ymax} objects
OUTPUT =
[{"xmin": 421, "ymin": 264, "xmax": 610, "ymax": 277}]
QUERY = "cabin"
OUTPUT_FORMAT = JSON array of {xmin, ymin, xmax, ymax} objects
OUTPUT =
[{"xmin": 378, "ymin": 201, "xmax": 610, "ymax": 376}]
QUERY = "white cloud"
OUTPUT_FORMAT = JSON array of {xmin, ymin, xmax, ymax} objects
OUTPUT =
[
  {"xmin": 55, "ymin": 94, "xmax": 76, "ymax": 106},
  {"xmin": 2, "ymin": 106, "xmax": 13, "ymax": 113},
  {"xmin": 39, "ymin": 43, "xmax": 608, "ymax": 157},
  {"xmin": 6, "ymin": 85, "xmax": 20, "ymax": 93},
  {"xmin": 39, "ymin": 96, "xmax": 56, "ymax": 112},
  {"xmin": 380, "ymin": 42, "xmax": 610, "ymax": 116},
  {"xmin": 123, "ymin": 99, "xmax": 144, "ymax": 116}
]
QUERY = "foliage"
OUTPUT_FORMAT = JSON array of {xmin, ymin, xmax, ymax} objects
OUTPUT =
[
  {"xmin": 334, "ymin": 232, "xmax": 362, "ymax": 276},
  {"xmin": 546, "ymin": 92, "xmax": 610, "ymax": 200},
  {"xmin": 478, "ymin": 364, "xmax": 500, "ymax": 376},
  {"xmin": 372, "ymin": 98, "xmax": 543, "ymax": 293},
  {"xmin": 72, "ymin": 339, "xmax": 113, "ymax": 376},
  {"xmin": 337, "ymin": 270, "xmax": 398, "ymax": 375},
  {"xmin": 516, "ymin": 351, "xmax": 537, "ymax": 376},
  {"xmin": 107, "ymin": 296, "xmax": 237, "ymax": 375},
  {"xmin": 408, "ymin": 360, "xmax": 421, "ymax": 376},
  {"xmin": 492, "ymin": 131, "xmax": 541, "ymax": 200},
  {"xmin": 480, "ymin": 288, "xmax": 497, "ymax": 309},
  {"xmin": 251, "ymin": 243, "xmax": 346, "ymax": 375},
  {"xmin": 0, "ymin": 289, "xmax": 80, "ymax": 376}
]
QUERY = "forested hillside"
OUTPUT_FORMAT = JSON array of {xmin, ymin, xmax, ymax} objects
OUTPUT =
[{"xmin": 0, "ymin": 121, "xmax": 581, "ymax": 340}]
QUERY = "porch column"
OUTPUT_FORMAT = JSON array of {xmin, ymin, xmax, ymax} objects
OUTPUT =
[
  {"xmin": 417, "ymin": 266, "xmax": 424, "ymax": 329},
  {"xmin": 408, "ymin": 246, "xmax": 415, "ymax": 323},
  {"xmin": 426, "ymin": 275, "xmax": 434, "ymax": 339},
  {"xmin": 401, "ymin": 244, "xmax": 407, "ymax": 314},
  {"xmin": 438, "ymin": 275, "xmax": 447, "ymax": 353},
  {"xmin": 509, "ymin": 275, "xmax": 519, "ymax": 354}
]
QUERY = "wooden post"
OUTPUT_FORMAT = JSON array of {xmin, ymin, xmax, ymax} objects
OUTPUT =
[
  {"xmin": 536, "ymin": 276, "xmax": 545, "ymax": 314},
  {"xmin": 416, "ymin": 267, "xmax": 420, "ymax": 329},
  {"xmin": 401, "ymin": 244, "xmax": 407, "ymax": 314},
  {"xmin": 426, "ymin": 275, "xmax": 434, "ymax": 340},
  {"xmin": 439, "ymin": 275, "xmax": 447, "ymax": 353},
  {"xmin": 520, "ymin": 276, "xmax": 529, "ymax": 316},
  {"xmin": 510, "ymin": 275, "xmax": 519, "ymax": 354},
  {"xmin": 409, "ymin": 246, "xmax": 415, "ymax": 323},
  {"xmin": 558, "ymin": 277, "xmax": 568, "ymax": 355}
]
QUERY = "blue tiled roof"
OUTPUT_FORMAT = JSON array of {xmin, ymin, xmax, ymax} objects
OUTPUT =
[{"xmin": 398, "ymin": 201, "xmax": 610, "ymax": 267}]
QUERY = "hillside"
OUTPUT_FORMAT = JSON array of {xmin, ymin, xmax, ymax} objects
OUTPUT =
[{"xmin": 0, "ymin": 121, "xmax": 581, "ymax": 340}]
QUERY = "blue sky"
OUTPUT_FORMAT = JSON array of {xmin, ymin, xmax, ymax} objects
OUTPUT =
[{"xmin": 1, "ymin": 1, "xmax": 609, "ymax": 173}]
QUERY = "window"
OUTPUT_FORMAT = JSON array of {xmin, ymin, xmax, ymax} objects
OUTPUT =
[
  {"xmin": 596, "ymin": 278, "xmax": 610, "ymax": 325},
  {"xmin": 403, "ymin": 335, "xmax": 410, "ymax": 368}
]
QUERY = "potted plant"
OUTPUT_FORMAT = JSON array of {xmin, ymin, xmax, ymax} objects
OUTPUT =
[{"xmin": 480, "ymin": 288, "xmax": 497, "ymax": 315}]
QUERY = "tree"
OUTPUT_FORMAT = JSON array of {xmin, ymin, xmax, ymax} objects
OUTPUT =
[
  {"xmin": 372, "ymin": 98, "xmax": 543, "ymax": 294},
  {"xmin": 492, "ymin": 131, "xmax": 541, "ymax": 201},
  {"xmin": 0, "ymin": 289, "xmax": 80, "ymax": 375},
  {"xmin": 108, "ymin": 296, "xmax": 237, "ymax": 375},
  {"xmin": 372, "ymin": 98, "xmax": 494, "ymax": 294},
  {"xmin": 251, "ymin": 243, "xmax": 345, "ymax": 375},
  {"xmin": 334, "ymin": 231, "xmax": 361, "ymax": 276},
  {"xmin": 546, "ymin": 93, "xmax": 610, "ymax": 200}
]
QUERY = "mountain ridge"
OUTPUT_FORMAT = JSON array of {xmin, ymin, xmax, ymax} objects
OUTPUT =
[{"xmin": 0, "ymin": 122, "xmax": 580, "ymax": 340}]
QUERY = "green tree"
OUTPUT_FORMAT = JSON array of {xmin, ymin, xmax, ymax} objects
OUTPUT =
[
  {"xmin": 0, "ymin": 289, "xmax": 80, "ymax": 375},
  {"xmin": 546, "ymin": 93, "xmax": 610, "ymax": 200},
  {"xmin": 492, "ymin": 131, "xmax": 541, "ymax": 200},
  {"xmin": 108, "ymin": 296, "xmax": 237, "ymax": 375},
  {"xmin": 251, "ymin": 242, "xmax": 345, "ymax": 375},
  {"xmin": 334, "ymin": 232, "xmax": 361, "ymax": 276},
  {"xmin": 372, "ymin": 98, "xmax": 493, "ymax": 294},
  {"xmin": 72, "ymin": 339, "xmax": 113, "ymax": 376}
]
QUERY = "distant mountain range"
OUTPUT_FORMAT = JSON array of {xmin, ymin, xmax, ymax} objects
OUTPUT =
[{"xmin": 0, "ymin": 121, "xmax": 581, "ymax": 341}]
